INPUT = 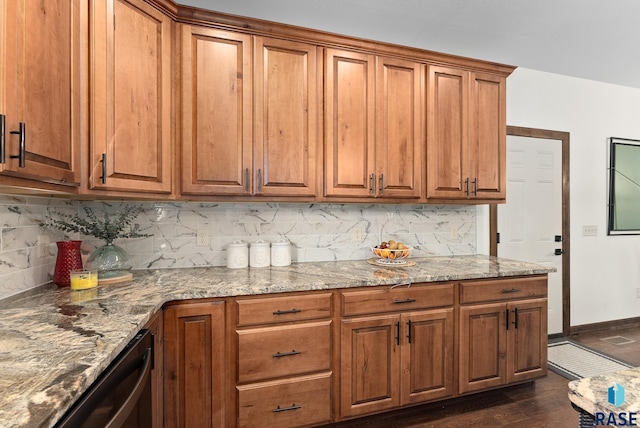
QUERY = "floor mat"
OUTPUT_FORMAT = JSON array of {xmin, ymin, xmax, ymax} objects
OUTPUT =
[{"xmin": 547, "ymin": 340, "xmax": 634, "ymax": 380}]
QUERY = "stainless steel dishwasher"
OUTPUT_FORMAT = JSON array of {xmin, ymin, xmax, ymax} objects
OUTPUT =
[{"xmin": 55, "ymin": 329, "xmax": 154, "ymax": 428}]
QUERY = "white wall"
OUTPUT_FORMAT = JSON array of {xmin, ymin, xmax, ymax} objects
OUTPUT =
[{"xmin": 507, "ymin": 68, "xmax": 640, "ymax": 326}]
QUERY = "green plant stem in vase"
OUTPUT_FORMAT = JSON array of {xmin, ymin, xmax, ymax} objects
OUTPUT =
[
  {"xmin": 85, "ymin": 240, "xmax": 133, "ymax": 280},
  {"xmin": 43, "ymin": 205, "xmax": 150, "ymax": 283}
]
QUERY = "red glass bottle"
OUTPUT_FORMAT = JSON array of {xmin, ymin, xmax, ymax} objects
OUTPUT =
[{"xmin": 53, "ymin": 240, "xmax": 83, "ymax": 287}]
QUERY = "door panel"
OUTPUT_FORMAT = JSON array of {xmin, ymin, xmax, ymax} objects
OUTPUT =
[{"xmin": 498, "ymin": 136, "xmax": 563, "ymax": 334}]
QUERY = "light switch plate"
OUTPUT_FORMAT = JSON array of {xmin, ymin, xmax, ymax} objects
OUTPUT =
[{"xmin": 582, "ymin": 225, "xmax": 598, "ymax": 236}]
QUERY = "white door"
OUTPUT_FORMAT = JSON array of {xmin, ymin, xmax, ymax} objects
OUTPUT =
[{"xmin": 498, "ymin": 136, "xmax": 563, "ymax": 334}]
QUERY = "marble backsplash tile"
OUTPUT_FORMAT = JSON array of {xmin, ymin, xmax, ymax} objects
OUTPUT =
[{"xmin": 0, "ymin": 196, "xmax": 477, "ymax": 300}]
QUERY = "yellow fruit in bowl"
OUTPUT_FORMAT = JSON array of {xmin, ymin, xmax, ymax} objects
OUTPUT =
[
  {"xmin": 381, "ymin": 248, "xmax": 390, "ymax": 258},
  {"xmin": 388, "ymin": 251, "xmax": 396, "ymax": 259}
]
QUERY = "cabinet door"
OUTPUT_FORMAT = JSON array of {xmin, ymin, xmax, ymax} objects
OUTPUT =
[
  {"xmin": 426, "ymin": 65, "xmax": 468, "ymax": 200},
  {"xmin": 254, "ymin": 37, "xmax": 318, "ymax": 197},
  {"xmin": 324, "ymin": 49, "xmax": 375, "ymax": 198},
  {"xmin": 458, "ymin": 302, "xmax": 507, "ymax": 394},
  {"xmin": 164, "ymin": 301, "xmax": 225, "ymax": 428},
  {"xmin": 507, "ymin": 298, "xmax": 548, "ymax": 383},
  {"xmin": 89, "ymin": 0, "xmax": 172, "ymax": 194},
  {"xmin": 375, "ymin": 57, "xmax": 423, "ymax": 199},
  {"xmin": 401, "ymin": 309, "xmax": 454, "ymax": 405},
  {"xmin": 181, "ymin": 25, "xmax": 252, "ymax": 195},
  {"xmin": 468, "ymin": 71, "xmax": 506, "ymax": 200},
  {"xmin": 340, "ymin": 314, "xmax": 400, "ymax": 417},
  {"xmin": 1, "ymin": 0, "xmax": 82, "ymax": 185}
]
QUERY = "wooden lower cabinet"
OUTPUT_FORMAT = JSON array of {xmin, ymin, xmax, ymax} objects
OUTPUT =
[
  {"xmin": 340, "ymin": 308, "xmax": 454, "ymax": 418},
  {"xmin": 161, "ymin": 275, "xmax": 547, "ymax": 427},
  {"xmin": 163, "ymin": 300, "xmax": 226, "ymax": 427},
  {"xmin": 458, "ymin": 284, "xmax": 548, "ymax": 394}
]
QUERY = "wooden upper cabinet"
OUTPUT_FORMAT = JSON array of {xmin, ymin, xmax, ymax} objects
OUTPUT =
[
  {"xmin": 375, "ymin": 57, "xmax": 423, "ymax": 199},
  {"xmin": 88, "ymin": 0, "xmax": 172, "ymax": 194},
  {"xmin": 426, "ymin": 66, "xmax": 506, "ymax": 202},
  {"xmin": 254, "ymin": 37, "xmax": 318, "ymax": 197},
  {"xmin": 325, "ymin": 50, "xmax": 423, "ymax": 200},
  {"xmin": 0, "ymin": 0, "xmax": 83, "ymax": 186},
  {"xmin": 324, "ymin": 49, "xmax": 376, "ymax": 198},
  {"xmin": 180, "ymin": 31, "xmax": 318, "ymax": 198},
  {"xmin": 180, "ymin": 25, "xmax": 252, "ymax": 196}
]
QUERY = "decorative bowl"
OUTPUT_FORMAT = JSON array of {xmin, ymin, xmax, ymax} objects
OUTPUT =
[{"xmin": 372, "ymin": 246, "xmax": 411, "ymax": 260}]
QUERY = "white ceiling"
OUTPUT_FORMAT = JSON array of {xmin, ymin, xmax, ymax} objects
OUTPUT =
[{"xmin": 180, "ymin": 0, "xmax": 640, "ymax": 89}]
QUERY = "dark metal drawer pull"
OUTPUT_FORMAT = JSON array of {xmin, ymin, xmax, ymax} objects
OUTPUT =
[
  {"xmin": 273, "ymin": 404, "xmax": 301, "ymax": 413},
  {"xmin": 100, "ymin": 153, "xmax": 107, "ymax": 184},
  {"xmin": 501, "ymin": 288, "xmax": 521, "ymax": 294},
  {"xmin": 392, "ymin": 298, "xmax": 417, "ymax": 304},
  {"xmin": 273, "ymin": 308, "xmax": 302, "ymax": 315},
  {"xmin": 272, "ymin": 350, "xmax": 301, "ymax": 358}
]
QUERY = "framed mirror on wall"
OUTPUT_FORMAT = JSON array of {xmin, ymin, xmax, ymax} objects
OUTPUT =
[{"xmin": 608, "ymin": 137, "xmax": 640, "ymax": 235}]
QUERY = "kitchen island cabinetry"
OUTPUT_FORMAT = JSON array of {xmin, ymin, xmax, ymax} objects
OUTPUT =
[
  {"xmin": 0, "ymin": 0, "xmax": 83, "ymax": 187},
  {"xmin": 458, "ymin": 277, "xmax": 548, "ymax": 394},
  {"xmin": 324, "ymin": 49, "xmax": 423, "ymax": 201},
  {"xmin": 339, "ymin": 283, "xmax": 455, "ymax": 418},
  {"xmin": 234, "ymin": 293, "xmax": 333, "ymax": 428},
  {"xmin": 163, "ymin": 300, "xmax": 226, "ymax": 427},
  {"xmin": 180, "ymin": 26, "xmax": 319, "ymax": 199},
  {"xmin": 426, "ymin": 66, "xmax": 506, "ymax": 202},
  {"xmin": 87, "ymin": 0, "xmax": 173, "ymax": 196}
]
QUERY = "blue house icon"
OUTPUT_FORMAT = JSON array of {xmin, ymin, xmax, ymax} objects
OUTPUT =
[{"xmin": 608, "ymin": 383, "xmax": 625, "ymax": 407}]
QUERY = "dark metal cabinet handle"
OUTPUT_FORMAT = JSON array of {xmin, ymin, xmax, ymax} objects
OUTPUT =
[
  {"xmin": 100, "ymin": 153, "xmax": 107, "ymax": 184},
  {"xmin": 244, "ymin": 168, "xmax": 249, "ymax": 192},
  {"xmin": 465, "ymin": 177, "xmax": 470, "ymax": 196},
  {"xmin": 396, "ymin": 321, "xmax": 401, "ymax": 345},
  {"xmin": 9, "ymin": 122, "xmax": 25, "ymax": 167},
  {"xmin": 273, "ymin": 308, "xmax": 302, "ymax": 315},
  {"xmin": 272, "ymin": 350, "xmax": 301, "ymax": 358},
  {"xmin": 257, "ymin": 169, "xmax": 262, "ymax": 192},
  {"xmin": 370, "ymin": 173, "xmax": 376, "ymax": 194},
  {"xmin": 407, "ymin": 320, "xmax": 412, "ymax": 344},
  {"xmin": 379, "ymin": 173, "xmax": 384, "ymax": 195},
  {"xmin": 501, "ymin": 288, "xmax": 521, "ymax": 294},
  {"xmin": 505, "ymin": 308, "xmax": 510, "ymax": 330},
  {"xmin": 513, "ymin": 307, "xmax": 519, "ymax": 329},
  {"xmin": 273, "ymin": 404, "xmax": 301, "ymax": 413},
  {"xmin": 392, "ymin": 298, "xmax": 417, "ymax": 304},
  {"xmin": 472, "ymin": 178, "xmax": 478, "ymax": 196},
  {"xmin": 0, "ymin": 114, "xmax": 5, "ymax": 163}
]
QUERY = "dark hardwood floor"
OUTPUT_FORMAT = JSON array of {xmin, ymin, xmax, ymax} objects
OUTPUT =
[{"xmin": 323, "ymin": 326, "xmax": 640, "ymax": 428}]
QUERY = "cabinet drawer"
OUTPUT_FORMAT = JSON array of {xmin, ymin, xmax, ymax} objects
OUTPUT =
[
  {"xmin": 341, "ymin": 283, "xmax": 454, "ymax": 316},
  {"xmin": 237, "ymin": 321, "xmax": 331, "ymax": 383},
  {"xmin": 236, "ymin": 293, "xmax": 332, "ymax": 327},
  {"xmin": 460, "ymin": 276, "xmax": 547, "ymax": 304},
  {"xmin": 237, "ymin": 372, "xmax": 332, "ymax": 428}
]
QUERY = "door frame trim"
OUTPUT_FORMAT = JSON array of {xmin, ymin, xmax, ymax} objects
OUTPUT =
[{"xmin": 489, "ymin": 126, "xmax": 571, "ymax": 337}]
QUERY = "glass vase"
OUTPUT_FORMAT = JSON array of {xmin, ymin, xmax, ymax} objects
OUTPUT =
[
  {"xmin": 53, "ymin": 240, "xmax": 83, "ymax": 287},
  {"xmin": 85, "ymin": 242, "xmax": 133, "ymax": 280}
]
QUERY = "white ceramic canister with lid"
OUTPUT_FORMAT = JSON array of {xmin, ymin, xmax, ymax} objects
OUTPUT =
[
  {"xmin": 226, "ymin": 241, "xmax": 248, "ymax": 269},
  {"xmin": 249, "ymin": 240, "xmax": 270, "ymax": 268},
  {"xmin": 270, "ymin": 239, "xmax": 291, "ymax": 266}
]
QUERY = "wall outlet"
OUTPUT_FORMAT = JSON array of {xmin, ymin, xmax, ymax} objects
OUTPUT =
[
  {"xmin": 352, "ymin": 225, "xmax": 363, "ymax": 242},
  {"xmin": 37, "ymin": 235, "xmax": 50, "ymax": 258},
  {"xmin": 196, "ymin": 230, "xmax": 209, "ymax": 247},
  {"xmin": 582, "ymin": 225, "xmax": 598, "ymax": 236},
  {"xmin": 450, "ymin": 224, "xmax": 458, "ymax": 240}
]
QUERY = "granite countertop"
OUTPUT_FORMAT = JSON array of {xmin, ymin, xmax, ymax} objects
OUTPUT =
[
  {"xmin": 0, "ymin": 255, "xmax": 554, "ymax": 428},
  {"xmin": 568, "ymin": 368, "xmax": 640, "ymax": 417}
]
